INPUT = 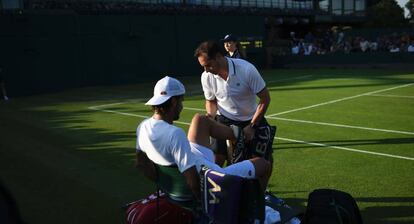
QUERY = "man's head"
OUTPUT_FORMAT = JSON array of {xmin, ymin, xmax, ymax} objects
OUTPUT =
[
  {"xmin": 146, "ymin": 76, "xmax": 185, "ymax": 120},
  {"xmin": 194, "ymin": 41, "xmax": 225, "ymax": 74}
]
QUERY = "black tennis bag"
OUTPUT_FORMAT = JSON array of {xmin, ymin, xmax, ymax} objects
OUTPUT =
[{"xmin": 304, "ymin": 189, "xmax": 363, "ymax": 224}]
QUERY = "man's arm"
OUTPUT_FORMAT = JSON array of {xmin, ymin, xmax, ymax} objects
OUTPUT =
[
  {"xmin": 135, "ymin": 151, "xmax": 157, "ymax": 182},
  {"xmin": 205, "ymin": 99, "xmax": 218, "ymax": 118},
  {"xmin": 182, "ymin": 166, "xmax": 201, "ymax": 200},
  {"xmin": 243, "ymin": 87, "xmax": 271, "ymax": 141},
  {"xmin": 252, "ymin": 87, "xmax": 270, "ymax": 125}
]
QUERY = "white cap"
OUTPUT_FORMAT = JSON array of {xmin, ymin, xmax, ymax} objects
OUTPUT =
[{"xmin": 145, "ymin": 76, "xmax": 185, "ymax": 106}]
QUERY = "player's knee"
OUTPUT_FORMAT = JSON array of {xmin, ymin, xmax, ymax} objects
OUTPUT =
[
  {"xmin": 262, "ymin": 158, "xmax": 271, "ymax": 178},
  {"xmin": 251, "ymin": 157, "xmax": 271, "ymax": 178}
]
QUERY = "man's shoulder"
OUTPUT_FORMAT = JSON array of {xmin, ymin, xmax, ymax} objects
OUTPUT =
[
  {"xmin": 232, "ymin": 58, "xmax": 258, "ymax": 77},
  {"xmin": 139, "ymin": 118, "xmax": 179, "ymax": 133},
  {"xmin": 201, "ymin": 71, "xmax": 216, "ymax": 85},
  {"xmin": 170, "ymin": 124, "xmax": 185, "ymax": 134},
  {"xmin": 137, "ymin": 118, "xmax": 150, "ymax": 129},
  {"xmin": 201, "ymin": 71, "xmax": 209, "ymax": 78},
  {"xmin": 232, "ymin": 57, "xmax": 254, "ymax": 69}
]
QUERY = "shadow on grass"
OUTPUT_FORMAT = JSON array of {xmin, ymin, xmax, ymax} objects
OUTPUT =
[
  {"xmin": 358, "ymin": 197, "xmax": 414, "ymax": 224},
  {"xmin": 0, "ymin": 102, "xmax": 156, "ymax": 223}
]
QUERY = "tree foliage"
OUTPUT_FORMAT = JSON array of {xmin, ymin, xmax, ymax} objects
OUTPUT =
[{"xmin": 366, "ymin": 0, "xmax": 406, "ymax": 26}]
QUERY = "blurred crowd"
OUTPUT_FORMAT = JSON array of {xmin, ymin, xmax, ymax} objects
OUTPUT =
[{"xmin": 288, "ymin": 30, "xmax": 414, "ymax": 55}]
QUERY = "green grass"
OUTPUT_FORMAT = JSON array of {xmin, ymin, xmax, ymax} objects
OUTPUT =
[{"xmin": 1, "ymin": 69, "xmax": 413, "ymax": 223}]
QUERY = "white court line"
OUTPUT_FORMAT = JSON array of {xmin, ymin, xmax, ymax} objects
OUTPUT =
[
  {"xmin": 183, "ymin": 107, "xmax": 414, "ymax": 136},
  {"xmin": 367, "ymin": 94, "xmax": 414, "ymax": 99},
  {"xmin": 276, "ymin": 137, "xmax": 414, "ymax": 161},
  {"xmin": 88, "ymin": 105, "xmax": 414, "ymax": 161},
  {"xmin": 267, "ymin": 75, "xmax": 313, "ymax": 84},
  {"xmin": 184, "ymin": 107, "xmax": 206, "ymax": 112},
  {"xmin": 88, "ymin": 107, "xmax": 191, "ymax": 126},
  {"xmin": 266, "ymin": 117, "xmax": 414, "ymax": 136},
  {"xmin": 88, "ymin": 102, "xmax": 129, "ymax": 110},
  {"xmin": 88, "ymin": 98, "xmax": 145, "ymax": 110},
  {"xmin": 267, "ymin": 83, "xmax": 414, "ymax": 117}
]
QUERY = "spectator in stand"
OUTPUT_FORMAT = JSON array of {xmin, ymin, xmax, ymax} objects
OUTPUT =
[
  {"xmin": 389, "ymin": 44, "xmax": 400, "ymax": 53},
  {"xmin": 290, "ymin": 32, "xmax": 301, "ymax": 55},
  {"xmin": 369, "ymin": 40, "xmax": 378, "ymax": 52},
  {"xmin": 291, "ymin": 45, "xmax": 300, "ymax": 55},
  {"xmin": 360, "ymin": 38, "xmax": 370, "ymax": 52},
  {"xmin": 343, "ymin": 37, "xmax": 352, "ymax": 54},
  {"xmin": 407, "ymin": 41, "xmax": 414, "ymax": 52},
  {"xmin": 304, "ymin": 32, "xmax": 314, "ymax": 55},
  {"xmin": 322, "ymin": 29, "xmax": 333, "ymax": 53}
]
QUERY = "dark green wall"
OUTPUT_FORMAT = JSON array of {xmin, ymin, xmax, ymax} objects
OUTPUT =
[{"xmin": 0, "ymin": 11, "xmax": 265, "ymax": 96}]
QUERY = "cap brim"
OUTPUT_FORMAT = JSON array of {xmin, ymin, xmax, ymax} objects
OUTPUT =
[{"xmin": 145, "ymin": 95, "xmax": 172, "ymax": 106}]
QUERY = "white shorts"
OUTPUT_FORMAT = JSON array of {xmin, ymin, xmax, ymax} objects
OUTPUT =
[{"xmin": 190, "ymin": 142, "xmax": 255, "ymax": 179}]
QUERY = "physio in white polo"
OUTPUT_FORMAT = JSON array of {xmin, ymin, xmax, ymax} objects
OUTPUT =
[
  {"xmin": 201, "ymin": 57, "xmax": 265, "ymax": 121},
  {"xmin": 194, "ymin": 41, "xmax": 271, "ymax": 166}
]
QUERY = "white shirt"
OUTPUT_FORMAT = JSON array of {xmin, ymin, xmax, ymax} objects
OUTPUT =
[
  {"xmin": 390, "ymin": 47, "xmax": 400, "ymax": 53},
  {"xmin": 407, "ymin": 44, "xmax": 414, "ymax": 52},
  {"xmin": 201, "ymin": 58, "xmax": 266, "ymax": 121},
  {"xmin": 291, "ymin": 46, "xmax": 300, "ymax": 55},
  {"xmin": 136, "ymin": 118, "xmax": 196, "ymax": 173}
]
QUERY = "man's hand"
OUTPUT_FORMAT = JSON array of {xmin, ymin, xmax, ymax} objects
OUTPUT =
[{"xmin": 243, "ymin": 125, "xmax": 255, "ymax": 142}]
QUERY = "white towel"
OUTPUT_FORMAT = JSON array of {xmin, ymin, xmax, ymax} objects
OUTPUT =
[
  {"xmin": 287, "ymin": 217, "xmax": 301, "ymax": 224},
  {"xmin": 264, "ymin": 205, "xmax": 301, "ymax": 224},
  {"xmin": 264, "ymin": 206, "xmax": 281, "ymax": 224}
]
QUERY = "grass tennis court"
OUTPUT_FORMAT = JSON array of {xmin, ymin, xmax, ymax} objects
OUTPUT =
[{"xmin": 0, "ymin": 68, "xmax": 413, "ymax": 223}]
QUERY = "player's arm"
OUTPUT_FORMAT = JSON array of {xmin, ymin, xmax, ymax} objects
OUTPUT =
[
  {"xmin": 135, "ymin": 151, "xmax": 157, "ymax": 182},
  {"xmin": 205, "ymin": 99, "xmax": 218, "ymax": 118},
  {"xmin": 182, "ymin": 166, "xmax": 201, "ymax": 200}
]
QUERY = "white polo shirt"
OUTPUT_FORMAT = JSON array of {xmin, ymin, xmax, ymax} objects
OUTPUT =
[
  {"xmin": 201, "ymin": 57, "xmax": 266, "ymax": 121},
  {"xmin": 136, "ymin": 118, "xmax": 196, "ymax": 173}
]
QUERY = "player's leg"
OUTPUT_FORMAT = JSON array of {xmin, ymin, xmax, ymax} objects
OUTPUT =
[
  {"xmin": 248, "ymin": 157, "xmax": 271, "ymax": 191},
  {"xmin": 223, "ymin": 157, "xmax": 271, "ymax": 191},
  {"xmin": 187, "ymin": 113, "xmax": 235, "ymax": 149}
]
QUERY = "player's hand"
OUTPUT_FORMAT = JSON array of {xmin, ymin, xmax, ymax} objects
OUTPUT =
[{"xmin": 243, "ymin": 125, "xmax": 255, "ymax": 142}]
